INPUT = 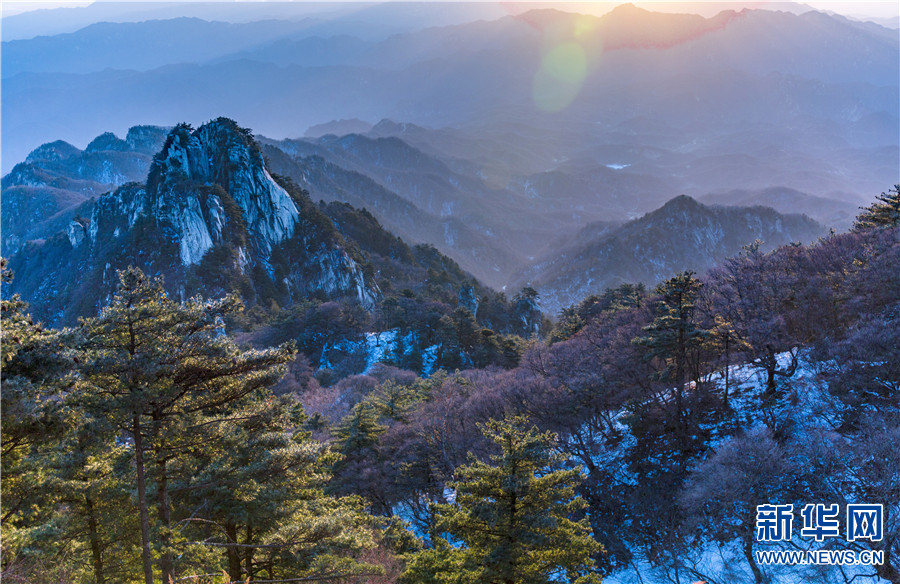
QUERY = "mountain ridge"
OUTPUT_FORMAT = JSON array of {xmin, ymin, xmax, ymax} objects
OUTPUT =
[
  {"xmin": 515, "ymin": 194, "xmax": 829, "ymax": 313},
  {"xmin": 5, "ymin": 118, "xmax": 381, "ymax": 324},
  {"xmin": 4, "ymin": 4, "xmax": 896, "ymax": 185}
]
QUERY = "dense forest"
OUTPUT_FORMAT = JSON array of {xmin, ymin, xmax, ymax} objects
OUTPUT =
[{"xmin": 2, "ymin": 187, "xmax": 899, "ymax": 584}]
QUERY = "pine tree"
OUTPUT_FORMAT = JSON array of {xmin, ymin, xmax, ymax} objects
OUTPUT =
[
  {"xmin": 41, "ymin": 411, "xmax": 143, "ymax": 584},
  {"xmin": 175, "ymin": 397, "xmax": 382, "ymax": 582},
  {"xmin": 332, "ymin": 401, "xmax": 392, "ymax": 512},
  {"xmin": 853, "ymin": 185, "xmax": 900, "ymax": 231},
  {"xmin": 633, "ymin": 271, "xmax": 709, "ymax": 452},
  {"xmin": 0, "ymin": 259, "xmax": 75, "ymax": 576},
  {"xmin": 75, "ymin": 267, "xmax": 295, "ymax": 584},
  {"xmin": 404, "ymin": 416, "xmax": 602, "ymax": 584},
  {"xmin": 371, "ymin": 380, "xmax": 426, "ymax": 424}
]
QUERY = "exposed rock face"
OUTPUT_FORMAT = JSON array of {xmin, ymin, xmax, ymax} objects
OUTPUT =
[
  {"xmin": 125, "ymin": 125, "xmax": 170, "ymax": 155},
  {"xmin": 148, "ymin": 122, "xmax": 299, "ymax": 256},
  {"xmin": 6, "ymin": 118, "xmax": 379, "ymax": 324},
  {"xmin": 66, "ymin": 220, "xmax": 88, "ymax": 247},
  {"xmin": 86, "ymin": 132, "xmax": 130, "ymax": 153},
  {"xmin": 458, "ymin": 283, "xmax": 479, "ymax": 317}
]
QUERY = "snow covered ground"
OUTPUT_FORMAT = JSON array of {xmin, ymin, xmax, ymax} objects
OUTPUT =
[
  {"xmin": 321, "ymin": 328, "xmax": 440, "ymax": 376},
  {"xmin": 603, "ymin": 351, "xmax": 892, "ymax": 584}
]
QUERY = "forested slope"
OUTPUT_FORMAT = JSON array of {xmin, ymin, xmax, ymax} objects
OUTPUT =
[{"xmin": 3, "ymin": 188, "xmax": 898, "ymax": 583}]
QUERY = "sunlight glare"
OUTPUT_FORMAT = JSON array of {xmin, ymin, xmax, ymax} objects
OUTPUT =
[{"xmin": 533, "ymin": 40, "xmax": 591, "ymax": 113}]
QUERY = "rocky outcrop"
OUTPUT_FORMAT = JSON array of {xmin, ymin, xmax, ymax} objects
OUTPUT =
[
  {"xmin": 125, "ymin": 125, "xmax": 170, "ymax": 155},
  {"xmin": 1, "ymin": 125, "xmax": 171, "ymax": 255},
  {"xmin": 5, "ymin": 118, "xmax": 380, "ymax": 324},
  {"xmin": 66, "ymin": 220, "xmax": 88, "ymax": 248},
  {"xmin": 86, "ymin": 132, "xmax": 130, "ymax": 153},
  {"xmin": 148, "ymin": 121, "xmax": 299, "ymax": 256}
]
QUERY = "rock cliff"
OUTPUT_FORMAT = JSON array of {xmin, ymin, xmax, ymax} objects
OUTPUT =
[{"xmin": 6, "ymin": 118, "xmax": 379, "ymax": 324}]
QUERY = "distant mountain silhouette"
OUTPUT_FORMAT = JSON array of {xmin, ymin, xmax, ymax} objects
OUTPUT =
[{"xmin": 514, "ymin": 195, "xmax": 828, "ymax": 313}]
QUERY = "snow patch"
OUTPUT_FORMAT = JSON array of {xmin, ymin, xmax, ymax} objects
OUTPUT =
[{"xmin": 320, "ymin": 328, "xmax": 439, "ymax": 376}]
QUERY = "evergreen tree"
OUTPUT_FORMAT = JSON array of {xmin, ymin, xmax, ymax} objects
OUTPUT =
[
  {"xmin": 0, "ymin": 259, "xmax": 75, "ymax": 576},
  {"xmin": 550, "ymin": 283, "xmax": 646, "ymax": 344},
  {"xmin": 628, "ymin": 273, "xmax": 716, "ymax": 575},
  {"xmin": 371, "ymin": 380, "xmax": 426, "ymax": 424},
  {"xmin": 41, "ymin": 411, "xmax": 143, "ymax": 584},
  {"xmin": 633, "ymin": 271, "xmax": 709, "ymax": 452},
  {"xmin": 853, "ymin": 185, "xmax": 900, "ymax": 231},
  {"xmin": 404, "ymin": 416, "xmax": 601, "ymax": 584},
  {"xmin": 75, "ymin": 267, "xmax": 295, "ymax": 584},
  {"xmin": 176, "ymin": 397, "xmax": 383, "ymax": 582},
  {"xmin": 700, "ymin": 314, "xmax": 747, "ymax": 408},
  {"xmin": 332, "ymin": 399, "xmax": 397, "ymax": 514}
]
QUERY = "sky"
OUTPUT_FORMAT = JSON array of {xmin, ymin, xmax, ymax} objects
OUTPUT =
[{"xmin": 2, "ymin": 0, "xmax": 899, "ymax": 20}]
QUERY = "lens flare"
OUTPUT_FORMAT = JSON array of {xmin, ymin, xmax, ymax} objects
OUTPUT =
[
  {"xmin": 533, "ymin": 41, "xmax": 588, "ymax": 113},
  {"xmin": 573, "ymin": 14, "xmax": 598, "ymax": 39}
]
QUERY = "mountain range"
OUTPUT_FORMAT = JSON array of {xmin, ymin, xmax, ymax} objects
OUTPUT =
[
  {"xmin": 1, "ymin": 125, "xmax": 170, "ymax": 254},
  {"xmin": 2, "ymin": 5, "xmax": 898, "ymax": 584},
  {"xmin": 5, "ymin": 119, "xmax": 383, "ymax": 324},
  {"xmin": 3, "ymin": 4, "xmax": 897, "ymax": 205},
  {"xmin": 3, "ymin": 119, "xmax": 830, "ymax": 322},
  {"xmin": 2, "ymin": 2, "xmax": 896, "ymax": 319},
  {"xmin": 514, "ymin": 194, "xmax": 827, "ymax": 312}
]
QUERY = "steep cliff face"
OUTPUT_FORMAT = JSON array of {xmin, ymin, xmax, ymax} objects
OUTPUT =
[
  {"xmin": 148, "ymin": 121, "xmax": 300, "ymax": 256},
  {"xmin": 6, "ymin": 118, "xmax": 379, "ymax": 324}
]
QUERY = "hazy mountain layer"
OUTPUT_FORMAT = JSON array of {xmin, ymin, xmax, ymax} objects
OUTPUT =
[
  {"xmin": 261, "ymin": 142, "xmax": 521, "ymax": 288},
  {"xmin": 698, "ymin": 187, "xmax": 864, "ymax": 232},
  {"xmin": 1, "ymin": 126, "xmax": 169, "ymax": 254},
  {"xmin": 1, "ymin": 120, "xmax": 873, "ymax": 300},
  {"xmin": 3, "ymin": 5, "xmax": 896, "ymax": 209},
  {"xmin": 515, "ymin": 195, "xmax": 828, "ymax": 313}
]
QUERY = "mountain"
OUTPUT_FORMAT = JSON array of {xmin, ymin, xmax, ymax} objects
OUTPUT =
[
  {"xmin": 698, "ymin": 187, "xmax": 864, "ymax": 231},
  {"xmin": 4, "ymin": 121, "xmax": 675, "ymax": 293},
  {"xmin": 1, "ymin": 2, "xmax": 519, "ymax": 43},
  {"xmin": 4, "ymin": 5, "xmax": 896, "ymax": 204},
  {"xmin": 305, "ymin": 118, "xmax": 374, "ymax": 137},
  {"xmin": 260, "ymin": 142, "xmax": 520, "ymax": 289},
  {"xmin": 515, "ymin": 195, "xmax": 828, "ymax": 313},
  {"xmin": 1, "ymin": 125, "xmax": 169, "ymax": 254},
  {"xmin": 260, "ymin": 131, "xmax": 681, "ymax": 288},
  {"xmin": 5, "ymin": 118, "xmax": 380, "ymax": 324},
  {"xmin": 0, "ymin": 18, "xmax": 310, "ymax": 77},
  {"xmin": 3, "ymin": 4, "xmax": 896, "ymax": 315},
  {"xmin": 3, "ymin": 117, "xmax": 535, "ymax": 353}
]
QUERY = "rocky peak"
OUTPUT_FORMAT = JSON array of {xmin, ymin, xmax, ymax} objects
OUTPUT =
[
  {"xmin": 515, "ymin": 195, "xmax": 826, "ymax": 312},
  {"xmin": 125, "ymin": 125, "xmax": 170, "ymax": 155},
  {"xmin": 148, "ymin": 118, "xmax": 300, "ymax": 256},
  {"xmin": 25, "ymin": 140, "xmax": 82, "ymax": 163},
  {"xmin": 86, "ymin": 132, "xmax": 130, "ymax": 153},
  {"xmin": 5, "ymin": 117, "xmax": 382, "ymax": 325}
]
